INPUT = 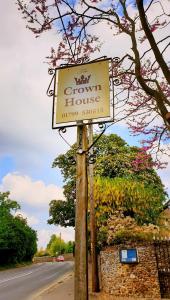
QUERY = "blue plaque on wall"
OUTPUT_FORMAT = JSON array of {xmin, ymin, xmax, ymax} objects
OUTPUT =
[{"xmin": 120, "ymin": 248, "xmax": 138, "ymax": 263}]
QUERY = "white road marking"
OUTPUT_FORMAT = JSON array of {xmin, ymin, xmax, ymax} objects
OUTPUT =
[{"xmin": 0, "ymin": 271, "xmax": 34, "ymax": 284}]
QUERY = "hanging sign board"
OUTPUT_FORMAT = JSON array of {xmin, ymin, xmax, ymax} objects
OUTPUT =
[{"xmin": 55, "ymin": 60, "xmax": 110, "ymax": 124}]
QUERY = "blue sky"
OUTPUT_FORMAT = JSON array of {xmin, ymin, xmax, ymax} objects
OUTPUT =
[{"xmin": 0, "ymin": 0, "xmax": 169, "ymax": 248}]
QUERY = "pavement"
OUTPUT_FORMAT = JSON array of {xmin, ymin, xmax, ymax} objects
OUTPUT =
[
  {"xmin": 31, "ymin": 270, "xmax": 167, "ymax": 300},
  {"xmin": 32, "ymin": 271, "xmax": 74, "ymax": 300}
]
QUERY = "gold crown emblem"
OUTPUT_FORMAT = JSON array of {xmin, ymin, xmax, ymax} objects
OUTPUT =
[{"xmin": 74, "ymin": 74, "xmax": 91, "ymax": 85}]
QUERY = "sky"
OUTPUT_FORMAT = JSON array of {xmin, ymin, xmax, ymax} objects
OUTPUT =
[{"xmin": 0, "ymin": 0, "xmax": 170, "ymax": 249}]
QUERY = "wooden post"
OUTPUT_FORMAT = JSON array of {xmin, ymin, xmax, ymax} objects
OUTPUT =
[
  {"xmin": 88, "ymin": 123, "xmax": 100, "ymax": 293},
  {"xmin": 74, "ymin": 124, "xmax": 88, "ymax": 300},
  {"xmin": 59, "ymin": 232, "xmax": 61, "ymax": 255}
]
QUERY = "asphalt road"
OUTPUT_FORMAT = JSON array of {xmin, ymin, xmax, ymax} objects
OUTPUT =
[{"xmin": 0, "ymin": 261, "xmax": 74, "ymax": 300}]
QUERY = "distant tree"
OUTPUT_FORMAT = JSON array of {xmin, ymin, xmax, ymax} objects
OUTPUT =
[
  {"xmin": 46, "ymin": 234, "xmax": 56, "ymax": 250},
  {"xmin": 47, "ymin": 234, "xmax": 66, "ymax": 256},
  {"xmin": 48, "ymin": 134, "xmax": 166, "ymax": 228},
  {"xmin": 65, "ymin": 241, "xmax": 74, "ymax": 253},
  {"xmin": 35, "ymin": 247, "xmax": 50, "ymax": 257},
  {"xmin": 0, "ymin": 192, "xmax": 37, "ymax": 265}
]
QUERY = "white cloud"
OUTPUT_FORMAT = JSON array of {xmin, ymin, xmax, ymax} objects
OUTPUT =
[
  {"xmin": 15, "ymin": 210, "xmax": 39, "ymax": 226},
  {"xmin": 0, "ymin": 172, "xmax": 74, "ymax": 250},
  {"xmin": 157, "ymin": 156, "xmax": 170, "ymax": 197},
  {"xmin": 0, "ymin": 0, "xmax": 76, "ymax": 173},
  {"xmin": 0, "ymin": 173, "xmax": 65, "ymax": 207}
]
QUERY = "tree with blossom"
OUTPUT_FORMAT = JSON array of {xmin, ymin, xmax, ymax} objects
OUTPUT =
[{"xmin": 16, "ymin": 0, "xmax": 170, "ymax": 161}]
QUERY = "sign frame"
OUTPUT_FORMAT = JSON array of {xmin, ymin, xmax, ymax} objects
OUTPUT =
[
  {"xmin": 119, "ymin": 248, "xmax": 139, "ymax": 264},
  {"xmin": 51, "ymin": 58, "xmax": 114, "ymax": 129}
]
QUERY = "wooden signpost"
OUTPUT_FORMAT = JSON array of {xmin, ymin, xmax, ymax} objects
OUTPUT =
[
  {"xmin": 75, "ymin": 124, "xmax": 88, "ymax": 300},
  {"xmin": 49, "ymin": 58, "xmax": 112, "ymax": 300}
]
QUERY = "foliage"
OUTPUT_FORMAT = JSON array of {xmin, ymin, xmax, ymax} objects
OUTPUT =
[
  {"xmin": 93, "ymin": 177, "xmax": 166, "ymax": 247},
  {"xmin": 46, "ymin": 234, "xmax": 74, "ymax": 256},
  {"xmin": 91, "ymin": 135, "xmax": 166, "ymax": 187},
  {"xmin": 16, "ymin": 0, "xmax": 170, "ymax": 159},
  {"xmin": 48, "ymin": 198, "xmax": 75, "ymax": 227},
  {"xmin": 49, "ymin": 134, "xmax": 166, "ymax": 228},
  {"xmin": 107, "ymin": 212, "xmax": 159, "ymax": 244},
  {"xmin": 65, "ymin": 240, "xmax": 74, "ymax": 253},
  {"xmin": 0, "ymin": 192, "xmax": 37, "ymax": 265},
  {"xmin": 48, "ymin": 145, "xmax": 77, "ymax": 227},
  {"xmin": 94, "ymin": 176, "xmax": 165, "ymax": 226},
  {"xmin": 47, "ymin": 235, "xmax": 66, "ymax": 256},
  {"xmin": 0, "ymin": 192, "xmax": 20, "ymax": 217}
]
